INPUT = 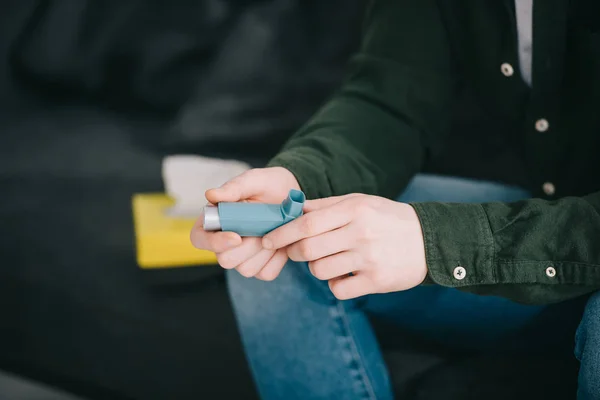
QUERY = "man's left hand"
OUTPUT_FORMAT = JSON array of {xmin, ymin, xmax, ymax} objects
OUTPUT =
[{"xmin": 261, "ymin": 194, "xmax": 428, "ymax": 300}]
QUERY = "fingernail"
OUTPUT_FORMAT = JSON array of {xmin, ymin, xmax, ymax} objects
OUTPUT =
[{"xmin": 262, "ymin": 238, "xmax": 273, "ymax": 250}]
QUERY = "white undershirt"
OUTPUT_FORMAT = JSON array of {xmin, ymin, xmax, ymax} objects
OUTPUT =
[{"xmin": 515, "ymin": 0, "xmax": 533, "ymax": 86}]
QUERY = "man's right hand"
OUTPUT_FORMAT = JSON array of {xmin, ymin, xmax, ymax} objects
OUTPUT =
[{"xmin": 190, "ymin": 167, "xmax": 301, "ymax": 281}]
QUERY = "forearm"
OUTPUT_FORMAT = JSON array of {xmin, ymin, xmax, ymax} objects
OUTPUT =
[
  {"xmin": 267, "ymin": 90, "xmax": 424, "ymax": 200},
  {"xmin": 269, "ymin": 0, "xmax": 456, "ymax": 200}
]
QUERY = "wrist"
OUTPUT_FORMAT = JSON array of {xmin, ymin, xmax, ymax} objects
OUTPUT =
[
  {"xmin": 392, "ymin": 202, "xmax": 428, "ymax": 286},
  {"xmin": 406, "ymin": 204, "xmax": 429, "ymax": 285},
  {"xmin": 269, "ymin": 166, "xmax": 301, "ymax": 192}
]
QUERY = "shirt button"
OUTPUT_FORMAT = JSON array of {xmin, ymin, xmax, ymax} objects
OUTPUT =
[
  {"xmin": 453, "ymin": 266, "xmax": 466, "ymax": 280},
  {"xmin": 543, "ymin": 182, "xmax": 556, "ymax": 196},
  {"xmin": 546, "ymin": 266, "xmax": 557, "ymax": 278},
  {"xmin": 501, "ymin": 63, "xmax": 514, "ymax": 77},
  {"xmin": 535, "ymin": 118, "xmax": 550, "ymax": 132}
]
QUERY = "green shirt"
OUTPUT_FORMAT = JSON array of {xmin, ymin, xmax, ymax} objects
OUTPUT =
[{"xmin": 267, "ymin": 0, "xmax": 600, "ymax": 305}]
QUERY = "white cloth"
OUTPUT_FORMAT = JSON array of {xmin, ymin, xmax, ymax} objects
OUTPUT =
[
  {"xmin": 162, "ymin": 155, "xmax": 250, "ymax": 217},
  {"xmin": 515, "ymin": 0, "xmax": 533, "ymax": 86}
]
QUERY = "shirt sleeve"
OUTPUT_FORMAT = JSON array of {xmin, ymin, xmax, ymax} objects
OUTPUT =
[
  {"xmin": 267, "ymin": 0, "xmax": 457, "ymax": 200},
  {"xmin": 411, "ymin": 191, "xmax": 600, "ymax": 305}
]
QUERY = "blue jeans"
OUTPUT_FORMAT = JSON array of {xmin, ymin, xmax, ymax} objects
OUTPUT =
[{"xmin": 227, "ymin": 175, "xmax": 600, "ymax": 400}]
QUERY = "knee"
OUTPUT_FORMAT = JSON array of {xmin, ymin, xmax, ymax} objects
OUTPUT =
[
  {"xmin": 575, "ymin": 291, "xmax": 600, "ymax": 360},
  {"xmin": 575, "ymin": 291, "xmax": 600, "ymax": 400},
  {"xmin": 586, "ymin": 291, "xmax": 600, "ymax": 313}
]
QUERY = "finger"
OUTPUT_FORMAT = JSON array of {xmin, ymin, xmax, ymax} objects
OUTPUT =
[
  {"xmin": 287, "ymin": 226, "xmax": 355, "ymax": 262},
  {"xmin": 190, "ymin": 218, "xmax": 242, "ymax": 252},
  {"xmin": 236, "ymin": 248, "xmax": 276, "ymax": 278},
  {"xmin": 308, "ymin": 251, "xmax": 358, "ymax": 281},
  {"xmin": 217, "ymin": 237, "xmax": 263, "ymax": 269},
  {"xmin": 255, "ymin": 249, "xmax": 289, "ymax": 281},
  {"xmin": 263, "ymin": 200, "xmax": 354, "ymax": 250},
  {"xmin": 303, "ymin": 193, "xmax": 362, "ymax": 213},
  {"xmin": 328, "ymin": 274, "xmax": 373, "ymax": 300},
  {"xmin": 206, "ymin": 170, "xmax": 265, "ymax": 204}
]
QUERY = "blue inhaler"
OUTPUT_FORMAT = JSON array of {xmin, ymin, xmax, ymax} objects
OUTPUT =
[{"xmin": 202, "ymin": 189, "xmax": 306, "ymax": 237}]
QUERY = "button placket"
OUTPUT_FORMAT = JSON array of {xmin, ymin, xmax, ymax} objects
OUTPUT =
[
  {"xmin": 500, "ymin": 63, "xmax": 514, "ymax": 77},
  {"xmin": 535, "ymin": 118, "xmax": 549, "ymax": 132},
  {"xmin": 542, "ymin": 182, "xmax": 556, "ymax": 196},
  {"xmin": 529, "ymin": 116, "xmax": 554, "ymax": 196}
]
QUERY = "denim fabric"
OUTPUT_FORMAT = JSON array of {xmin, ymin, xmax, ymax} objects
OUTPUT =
[
  {"xmin": 227, "ymin": 174, "xmax": 598, "ymax": 400},
  {"xmin": 576, "ymin": 291, "xmax": 600, "ymax": 400}
]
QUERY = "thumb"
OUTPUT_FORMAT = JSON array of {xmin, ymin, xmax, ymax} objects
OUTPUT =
[
  {"xmin": 303, "ymin": 193, "xmax": 361, "ymax": 213},
  {"xmin": 206, "ymin": 170, "xmax": 264, "ymax": 204}
]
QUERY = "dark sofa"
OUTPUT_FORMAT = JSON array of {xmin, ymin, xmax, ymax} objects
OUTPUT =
[{"xmin": 0, "ymin": 1, "xmax": 582, "ymax": 399}]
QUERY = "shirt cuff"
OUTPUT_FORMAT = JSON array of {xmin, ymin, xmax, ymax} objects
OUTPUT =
[
  {"xmin": 267, "ymin": 150, "xmax": 332, "ymax": 200},
  {"xmin": 410, "ymin": 202, "xmax": 496, "ymax": 287}
]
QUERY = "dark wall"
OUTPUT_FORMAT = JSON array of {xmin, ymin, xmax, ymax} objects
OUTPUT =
[{"xmin": 0, "ymin": 2, "xmax": 365, "ymax": 399}]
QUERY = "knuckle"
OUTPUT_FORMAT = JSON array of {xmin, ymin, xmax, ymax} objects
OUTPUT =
[
  {"xmin": 308, "ymin": 261, "xmax": 326, "ymax": 280},
  {"xmin": 226, "ymin": 170, "xmax": 256, "ymax": 193},
  {"xmin": 362, "ymin": 247, "xmax": 379, "ymax": 265},
  {"xmin": 220, "ymin": 179, "xmax": 239, "ymax": 193},
  {"xmin": 237, "ymin": 266, "xmax": 257, "ymax": 278},
  {"xmin": 373, "ymin": 275, "xmax": 390, "ymax": 291},
  {"xmin": 242, "ymin": 168, "xmax": 260, "ymax": 180},
  {"xmin": 298, "ymin": 241, "xmax": 314, "ymax": 260},
  {"xmin": 329, "ymin": 283, "xmax": 347, "ymax": 300},
  {"xmin": 351, "ymin": 199, "xmax": 373, "ymax": 215},
  {"xmin": 358, "ymin": 225, "xmax": 376, "ymax": 242},
  {"xmin": 244, "ymin": 168, "xmax": 267, "ymax": 185},
  {"xmin": 332, "ymin": 291, "xmax": 345, "ymax": 301},
  {"xmin": 256, "ymin": 271, "xmax": 277, "ymax": 282},
  {"xmin": 206, "ymin": 234, "xmax": 222, "ymax": 250},
  {"xmin": 287, "ymin": 250, "xmax": 303, "ymax": 262},
  {"xmin": 300, "ymin": 216, "xmax": 316, "ymax": 236},
  {"xmin": 256, "ymin": 257, "xmax": 285, "ymax": 282},
  {"xmin": 217, "ymin": 254, "xmax": 238, "ymax": 270}
]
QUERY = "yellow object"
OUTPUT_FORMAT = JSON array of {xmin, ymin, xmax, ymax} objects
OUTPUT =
[{"xmin": 132, "ymin": 193, "xmax": 217, "ymax": 269}]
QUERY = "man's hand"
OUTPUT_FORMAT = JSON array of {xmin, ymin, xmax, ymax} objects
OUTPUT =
[
  {"xmin": 190, "ymin": 167, "xmax": 300, "ymax": 281},
  {"xmin": 261, "ymin": 194, "xmax": 428, "ymax": 300}
]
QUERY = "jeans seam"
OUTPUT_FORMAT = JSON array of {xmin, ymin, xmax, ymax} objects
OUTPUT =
[{"xmin": 335, "ymin": 301, "xmax": 378, "ymax": 400}]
